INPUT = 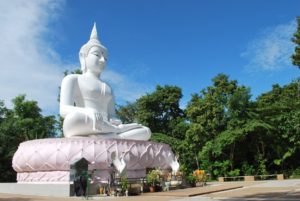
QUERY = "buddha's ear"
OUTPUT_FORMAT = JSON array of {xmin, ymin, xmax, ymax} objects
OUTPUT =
[{"xmin": 79, "ymin": 53, "xmax": 86, "ymax": 73}]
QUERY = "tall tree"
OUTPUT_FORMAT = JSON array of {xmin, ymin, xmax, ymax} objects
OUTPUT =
[
  {"xmin": 114, "ymin": 74, "xmax": 300, "ymax": 177},
  {"xmin": 185, "ymin": 74, "xmax": 237, "ymax": 151},
  {"xmin": 0, "ymin": 95, "xmax": 57, "ymax": 182},
  {"xmin": 185, "ymin": 74, "xmax": 271, "ymax": 177},
  {"xmin": 136, "ymin": 85, "xmax": 185, "ymax": 139},
  {"xmin": 292, "ymin": 16, "xmax": 300, "ymax": 69},
  {"xmin": 116, "ymin": 85, "xmax": 188, "ymax": 167},
  {"xmin": 184, "ymin": 74, "xmax": 240, "ymax": 174},
  {"xmin": 116, "ymin": 102, "xmax": 138, "ymax": 124},
  {"xmin": 256, "ymin": 80, "xmax": 300, "ymax": 172}
]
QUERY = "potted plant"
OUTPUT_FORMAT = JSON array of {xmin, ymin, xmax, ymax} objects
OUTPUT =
[
  {"xmin": 186, "ymin": 173, "xmax": 197, "ymax": 187},
  {"xmin": 99, "ymin": 185, "xmax": 105, "ymax": 194},
  {"xmin": 193, "ymin": 169, "xmax": 206, "ymax": 186},
  {"xmin": 146, "ymin": 169, "xmax": 161, "ymax": 192},
  {"xmin": 120, "ymin": 175, "xmax": 128, "ymax": 196}
]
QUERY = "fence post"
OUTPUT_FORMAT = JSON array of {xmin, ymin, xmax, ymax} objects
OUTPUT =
[
  {"xmin": 244, "ymin": 176, "xmax": 255, "ymax": 181},
  {"xmin": 277, "ymin": 174, "xmax": 284, "ymax": 180},
  {"xmin": 218, "ymin": 177, "xmax": 224, "ymax": 182}
]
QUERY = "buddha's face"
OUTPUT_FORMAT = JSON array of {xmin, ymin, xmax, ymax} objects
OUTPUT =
[{"xmin": 85, "ymin": 46, "xmax": 107, "ymax": 74}]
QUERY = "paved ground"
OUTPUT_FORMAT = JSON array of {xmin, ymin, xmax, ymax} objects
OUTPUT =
[
  {"xmin": 1, "ymin": 179, "xmax": 300, "ymax": 201},
  {"xmin": 200, "ymin": 179, "xmax": 300, "ymax": 201},
  {"xmin": 143, "ymin": 183, "xmax": 243, "ymax": 197}
]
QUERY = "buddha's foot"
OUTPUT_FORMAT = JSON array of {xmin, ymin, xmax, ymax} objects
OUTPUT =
[{"xmin": 118, "ymin": 123, "xmax": 142, "ymax": 133}]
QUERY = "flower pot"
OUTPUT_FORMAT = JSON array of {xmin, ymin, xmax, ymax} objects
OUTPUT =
[
  {"xmin": 149, "ymin": 186, "xmax": 155, "ymax": 192},
  {"xmin": 170, "ymin": 180, "xmax": 177, "ymax": 186},
  {"xmin": 190, "ymin": 182, "xmax": 196, "ymax": 187},
  {"xmin": 99, "ymin": 187, "xmax": 104, "ymax": 194}
]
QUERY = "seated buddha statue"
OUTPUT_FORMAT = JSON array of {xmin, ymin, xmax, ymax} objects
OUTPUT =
[{"xmin": 59, "ymin": 23, "xmax": 151, "ymax": 140}]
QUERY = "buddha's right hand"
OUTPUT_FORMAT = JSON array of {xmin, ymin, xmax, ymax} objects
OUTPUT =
[
  {"xmin": 83, "ymin": 108, "xmax": 103, "ymax": 131},
  {"xmin": 84, "ymin": 108, "xmax": 119, "ymax": 133},
  {"xmin": 110, "ymin": 118, "xmax": 122, "ymax": 126}
]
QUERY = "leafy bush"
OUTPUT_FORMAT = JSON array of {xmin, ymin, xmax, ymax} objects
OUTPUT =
[
  {"xmin": 186, "ymin": 173, "xmax": 197, "ymax": 186},
  {"xmin": 227, "ymin": 169, "xmax": 240, "ymax": 177},
  {"xmin": 120, "ymin": 175, "xmax": 128, "ymax": 192},
  {"xmin": 290, "ymin": 168, "xmax": 300, "ymax": 179},
  {"xmin": 241, "ymin": 162, "xmax": 255, "ymax": 176},
  {"xmin": 146, "ymin": 169, "xmax": 162, "ymax": 186}
]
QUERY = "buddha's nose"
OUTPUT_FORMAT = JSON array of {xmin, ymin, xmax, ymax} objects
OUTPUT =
[{"xmin": 99, "ymin": 56, "xmax": 105, "ymax": 62}]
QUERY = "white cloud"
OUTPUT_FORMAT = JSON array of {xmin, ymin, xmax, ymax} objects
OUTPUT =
[
  {"xmin": 241, "ymin": 20, "xmax": 296, "ymax": 71},
  {"xmin": 0, "ymin": 0, "xmax": 150, "ymax": 114},
  {"xmin": 0, "ymin": 0, "xmax": 65, "ymax": 113}
]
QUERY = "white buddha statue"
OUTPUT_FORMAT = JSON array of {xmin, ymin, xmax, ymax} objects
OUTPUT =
[{"xmin": 60, "ymin": 23, "xmax": 151, "ymax": 140}]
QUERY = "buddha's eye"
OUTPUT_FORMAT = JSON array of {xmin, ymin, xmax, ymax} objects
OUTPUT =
[{"xmin": 92, "ymin": 52, "xmax": 99, "ymax": 57}]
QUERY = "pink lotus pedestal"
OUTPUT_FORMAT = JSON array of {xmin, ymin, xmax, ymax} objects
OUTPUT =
[{"xmin": 12, "ymin": 138, "xmax": 175, "ymax": 183}]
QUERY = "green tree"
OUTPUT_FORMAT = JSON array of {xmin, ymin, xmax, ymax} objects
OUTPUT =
[
  {"xmin": 0, "ymin": 95, "xmax": 57, "ymax": 182},
  {"xmin": 116, "ymin": 102, "xmax": 138, "ymax": 124},
  {"xmin": 116, "ymin": 85, "xmax": 189, "ymax": 170},
  {"xmin": 150, "ymin": 133, "xmax": 181, "ymax": 154},
  {"xmin": 185, "ymin": 74, "xmax": 240, "ymax": 173},
  {"xmin": 136, "ymin": 85, "xmax": 185, "ymax": 139},
  {"xmin": 115, "ymin": 74, "xmax": 300, "ymax": 178},
  {"xmin": 292, "ymin": 16, "xmax": 300, "ymax": 69},
  {"xmin": 256, "ymin": 80, "xmax": 300, "ymax": 174},
  {"xmin": 185, "ymin": 74, "xmax": 274, "ymax": 177}
]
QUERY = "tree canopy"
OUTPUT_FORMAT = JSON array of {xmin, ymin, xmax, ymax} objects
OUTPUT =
[
  {"xmin": 0, "ymin": 95, "xmax": 57, "ymax": 182},
  {"xmin": 117, "ymin": 75, "xmax": 300, "ymax": 178},
  {"xmin": 292, "ymin": 16, "xmax": 300, "ymax": 69}
]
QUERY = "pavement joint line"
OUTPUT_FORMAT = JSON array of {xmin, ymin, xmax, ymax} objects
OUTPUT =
[
  {"xmin": 141, "ymin": 185, "xmax": 244, "ymax": 197},
  {"xmin": 207, "ymin": 186, "xmax": 247, "ymax": 195},
  {"xmin": 188, "ymin": 186, "xmax": 244, "ymax": 197}
]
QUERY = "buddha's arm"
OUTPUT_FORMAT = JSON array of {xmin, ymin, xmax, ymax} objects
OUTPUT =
[
  {"xmin": 60, "ymin": 75, "xmax": 89, "ymax": 118},
  {"xmin": 106, "ymin": 92, "xmax": 145, "ymax": 133},
  {"xmin": 107, "ymin": 93, "xmax": 122, "ymax": 126}
]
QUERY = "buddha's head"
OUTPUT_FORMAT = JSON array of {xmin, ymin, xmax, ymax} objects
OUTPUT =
[{"xmin": 79, "ymin": 23, "xmax": 108, "ymax": 74}]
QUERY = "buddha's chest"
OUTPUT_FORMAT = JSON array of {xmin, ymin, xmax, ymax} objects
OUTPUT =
[{"xmin": 77, "ymin": 76, "xmax": 112, "ymax": 102}]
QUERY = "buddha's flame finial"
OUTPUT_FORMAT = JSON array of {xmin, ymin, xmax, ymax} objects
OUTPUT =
[{"xmin": 90, "ymin": 22, "xmax": 98, "ymax": 40}]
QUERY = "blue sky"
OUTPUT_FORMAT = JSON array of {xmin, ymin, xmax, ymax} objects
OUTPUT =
[{"xmin": 0, "ymin": 0, "xmax": 299, "ymax": 115}]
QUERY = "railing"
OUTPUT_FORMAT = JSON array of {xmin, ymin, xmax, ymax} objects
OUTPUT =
[
  {"xmin": 254, "ymin": 174, "xmax": 277, "ymax": 180},
  {"xmin": 218, "ymin": 174, "xmax": 284, "ymax": 182},
  {"xmin": 222, "ymin": 176, "xmax": 245, "ymax": 182}
]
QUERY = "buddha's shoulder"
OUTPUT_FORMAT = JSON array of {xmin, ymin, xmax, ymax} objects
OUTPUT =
[
  {"xmin": 61, "ymin": 74, "xmax": 80, "ymax": 84},
  {"xmin": 103, "ymin": 82, "xmax": 111, "ymax": 89},
  {"xmin": 101, "ymin": 81, "xmax": 113, "ymax": 94}
]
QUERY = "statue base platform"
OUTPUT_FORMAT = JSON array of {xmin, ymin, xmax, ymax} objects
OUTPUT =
[{"xmin": 12, "ymin": 138, "xmax": 175, "ymax": 183}]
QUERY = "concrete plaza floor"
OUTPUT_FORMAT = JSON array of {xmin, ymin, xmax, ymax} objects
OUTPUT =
[{"xmin": 0, "ymin": 179, "xmax": 300, "ymax": 201}]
